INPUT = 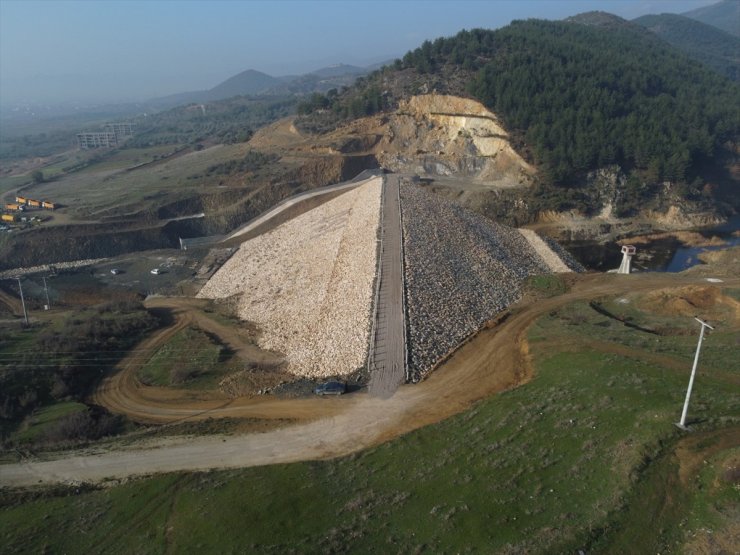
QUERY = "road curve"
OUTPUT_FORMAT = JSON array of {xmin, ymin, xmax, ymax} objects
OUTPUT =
[
  {"xmin": 90, "ymin": 297, "xmax": 344, "ymax": 424},
  {"xmin": 1, "ymin": 272, "xmax": 725, "ymax": 487}
]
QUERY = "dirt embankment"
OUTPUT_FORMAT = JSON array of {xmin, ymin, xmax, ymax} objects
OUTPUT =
[
  {"xmin": 620, "ymin": 230, "xmax": 726, "ymax": 247},
  {"xmin": 0, "ymin": 223, "xmax": 179, "ymax": 271}
]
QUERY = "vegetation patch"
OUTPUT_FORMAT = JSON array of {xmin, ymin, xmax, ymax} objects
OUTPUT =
[
  {"xmin": 0, "ymin": 300, "xmax": 158, "ymax": 447},
  {"xmin": 11, "ymin": 401, "xmax": 87, "ymax": 444},
  {"xmin": 525, "ymin": 274, "xmax": 568, "ymax": 297},
  {"xmin": 137, "ymin": 326, "xmax": 234, "ymax": 389},
  {"xmin": 204, "ymin": 149, "xmax": 279, "ymax": 177}
]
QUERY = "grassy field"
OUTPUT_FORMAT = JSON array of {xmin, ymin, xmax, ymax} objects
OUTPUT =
[
  {"xmin": 0, "ymin": 175, "xmax": 28, "ymax": 197},
  {"xmin": 1, "ymin": 287, "xmax": 738, "ymax": 553},
  {"xmin": 9, "ymin": 402, "xmax": 89, "ymax": 444},
  {"xmin": 74, "ymin": 145, "xmax": 186, "ymax": 174},
  {"xmin": 138, "ymin": 326, "xmax": 236, "ymax": 389},
  {"xmin": 16, "ymin": 143, "xmax": 255, "ymax": 219}
]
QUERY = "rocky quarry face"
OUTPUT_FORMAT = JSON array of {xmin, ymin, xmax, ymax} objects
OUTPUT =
[{"xmin": 377, "ymin": 94, "xmax": 535, "ymax": 185}]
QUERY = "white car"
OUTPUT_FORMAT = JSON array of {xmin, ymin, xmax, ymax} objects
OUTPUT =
[
  {"xmin": 110, "ymin": 268, "xmax": 121, "ymax": 275},
  {"xmin": 150, "ymin": 268, "xmax": 162, "ymax": 275}
]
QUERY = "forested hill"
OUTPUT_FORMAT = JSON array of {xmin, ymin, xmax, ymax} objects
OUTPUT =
[
  {"xmin": 301, "ymin": 16, "xmax": 739, "ymax": 195},
  {"xmin": 404, "ymin": 18, "xmax": 740, "ymax": 186},
  {"xmin": 682, "ymin": 0, "xmax": 740, "ymax": 38},
  {"xmin": 634, "ymin": 13, "xmax": 740, "ymax": 81}
]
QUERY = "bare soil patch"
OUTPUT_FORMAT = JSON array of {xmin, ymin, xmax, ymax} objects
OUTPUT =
[{"xmin": 640, "ymin": 284, "xmax": 740, "ymax": 320}]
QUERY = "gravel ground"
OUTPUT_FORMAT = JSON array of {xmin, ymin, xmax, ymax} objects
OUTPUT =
[
  {"xmin": 198, "ymin": 179, "xmax": 382, "ymax": 378},
  {"xmin": 400, "ymin": 182, "xmax": 578, "ymax": 380},
  {"xmin": 518, "ymin": 228, "xmax": 572, "ymax": 273}
]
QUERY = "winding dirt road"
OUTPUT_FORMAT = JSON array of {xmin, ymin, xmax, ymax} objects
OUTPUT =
[
  {"xmin": 2, "ymin": 272, "xmax": 735, "ymax": 487},
  {"xmin": 91, "ymin": 297, "xmax": 344, "ymax": 424}
]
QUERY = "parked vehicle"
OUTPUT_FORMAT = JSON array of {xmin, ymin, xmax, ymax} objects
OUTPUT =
[
  {"xmin": 110, "ymin": 268, "xmax": 122, "ymax": 275},
  {"xmin": 150, "ymin": 268, "xmax": 162, "ymax": 275},
  {"xmin": 314, "ymin": 381, "xmax": 346, "ymax": 396}
]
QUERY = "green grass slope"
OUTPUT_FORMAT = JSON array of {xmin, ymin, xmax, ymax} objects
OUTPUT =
[{"xmin": 2, "ymin": 289, "xmax": 737, "ymax": 553}]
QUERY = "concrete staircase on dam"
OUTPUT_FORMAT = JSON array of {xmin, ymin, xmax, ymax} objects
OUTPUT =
[{"xmin": 367, "ymin": 175, "xmax": 408, "ymax": 399}]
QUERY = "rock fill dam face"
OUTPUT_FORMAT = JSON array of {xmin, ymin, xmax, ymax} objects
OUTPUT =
[
  {"xmin": 399, "ymin": 181, "xmax": 580, "ymax": 380},
  {"xmin": 198, "ymin": 175, "xmax": 579, "ymax": 382},
  {"xmin": 198, "ymin": 178, "xmax": 382, "ymax": 378}
]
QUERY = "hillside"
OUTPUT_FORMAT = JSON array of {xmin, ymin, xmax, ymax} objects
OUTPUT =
[
  {"xmin": 150, "ymin": 65, "xmax": 371, "ymax": 108},
  {"xmin": 205, "ymin": 69, "xmax": 282, "ymax": 100},
  {"xmin": 634, "ymin": 13, "xmax": 740, "ymax": 81},
  {"xmin": 682, "ymin": 0, "xmax": 740, "ymax": 37},
  {"xmin": 298, "ymin": 16, "xmax": 740, "ymax": 218}
]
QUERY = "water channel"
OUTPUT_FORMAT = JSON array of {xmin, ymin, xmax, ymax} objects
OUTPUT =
[{"xmin": 565, "ymin": 215, "xmax": 740, "ymax": 273}]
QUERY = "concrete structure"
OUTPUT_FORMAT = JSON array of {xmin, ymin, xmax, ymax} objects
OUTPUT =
[
  {"xmin": 77, "ymin": 122, "xmax": 134, "ymax": 149},
  {"xmin": 618, "ymin": 245, "xmax": 636, "ymax": 274},
  {"xmin": 77, "ymin": 132, "xmax": 118, "ymax": 149},
  {"xmin": 104, "ymin": 122, "xmax": 134, "ymax": 137}
]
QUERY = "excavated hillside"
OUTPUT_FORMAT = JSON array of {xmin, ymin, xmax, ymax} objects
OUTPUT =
[
  {"xmin": 378, "ymin": 95, "xmax": 535, "ymax": 184},
  {"xmin": 254, "ymin": 94, "xmax": 535, "ymax": 187}
]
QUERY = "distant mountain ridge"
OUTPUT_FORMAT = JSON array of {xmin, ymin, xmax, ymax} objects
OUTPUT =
[
  {"xmin": 634, "ymin": 12, "xmax": 740, "ymax": 81},
  {"xmin": 682, "ymin": 0, "xmax": 740, "ymax": 37},
  {"xmin": 564, "ymin": 11, "xmax": 633, "ymax": 28},
  {"xmin": 206, "ymin": 69, "xmax": 282, "ymax": 100},
  {"xmin": 149, "ymin": 63, "xmax": 381, "ymax": 108}
]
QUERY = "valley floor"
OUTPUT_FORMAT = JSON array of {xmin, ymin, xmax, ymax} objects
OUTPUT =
[{"xmin": 3, "ymin": 270, "xmax": 735, "ymax": 487}]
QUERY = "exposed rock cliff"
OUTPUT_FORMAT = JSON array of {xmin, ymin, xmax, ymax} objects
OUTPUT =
[{"xmin": 376, "ymin": 95, "xmax": 534, "ymax": 185}]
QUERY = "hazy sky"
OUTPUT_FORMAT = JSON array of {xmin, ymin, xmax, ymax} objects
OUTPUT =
[{"xmin": 0, "ymin": 0, "xmax": 719, "ymax": 104}]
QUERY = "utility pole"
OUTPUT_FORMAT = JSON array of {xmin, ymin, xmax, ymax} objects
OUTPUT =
[
  {"xmin": 42, "ymin": 276, "xmax": 51, "ymax": 310},
  {"xmin": 676, "ymin": 318, "xmax": 714, "ymax": 430},
  {"xmin": 16, "ymin": 277, "xmax": 28, "ymax": 325}
]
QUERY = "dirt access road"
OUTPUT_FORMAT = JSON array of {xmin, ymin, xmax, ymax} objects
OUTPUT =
[
  {"xmin": 3, "ymin": 272, "xmax": 729, "ymax": 487},
  {"xmin": 91, "ymin": 297, "xmax": 344, "ymax": 424}
]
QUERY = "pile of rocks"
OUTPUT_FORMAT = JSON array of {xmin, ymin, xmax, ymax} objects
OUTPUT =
[
  {"xmin": 400, "ymin": 183, "xmax": 577, "ymax": 380},
  {"xmin": 0, "ymin": 258, "xmax": 109, "ymax": 279},
  {"xmin": 198, "ymin": 179, "xmax": 382, "ymax": 378}
]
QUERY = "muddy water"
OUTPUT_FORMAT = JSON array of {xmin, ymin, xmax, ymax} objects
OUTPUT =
[{"xmin": 564, "ymin": 215, "xmax": 740, "ymax": 272}]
